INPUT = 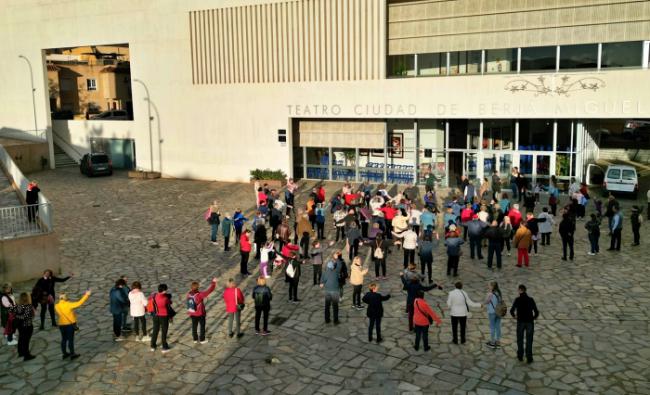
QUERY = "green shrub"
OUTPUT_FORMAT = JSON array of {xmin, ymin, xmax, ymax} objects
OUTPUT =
[{"xmin": 250, "ymin": 168, "xmax": 287, "ymax": 181}]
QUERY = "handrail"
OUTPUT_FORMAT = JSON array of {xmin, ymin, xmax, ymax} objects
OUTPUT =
[
  {"xmin": 51, "ymin": 127, "xmax": 83, "ymax": 160},
  {"xmin": 0, "ymin": 203, "xmax": 51, "ymax": 239},
  {"xmin": 0, "ymin": 144, "xmax": 53, "ymax": 232}
]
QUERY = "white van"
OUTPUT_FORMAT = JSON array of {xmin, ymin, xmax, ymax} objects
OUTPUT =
[{"xmin": 603, "ymin": 165, "xmax": 638, "ymax": 197}]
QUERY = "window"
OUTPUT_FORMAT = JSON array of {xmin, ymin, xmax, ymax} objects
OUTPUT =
[
  {"xmin": 622, "ymin": 170, "xmax": 636, "ymax": 180},
  {"xmin": 601, "ymin": 41, "xmax": 643, "ymax": 68},
  {"xmin": 86, "ymin": 78, "xmax": 97, "ymax": 91},
  {"xmin": 418, "ymin": 52, "xmax": 446, "ymax": 76},
  {"xmin": 520, "ymin": 46, "xmax": 556, "ymax": 72},
  {"xmin": 387, "ymin": 55, "xmax": 415, "ymax": 77},
  {"xmin": 607, "ymin": 169, "xmax": 621, "ymax": 179},
  {"xmin": 557, "ymin": 120, "xmax": 573, "ymax": 152},
  {"xmin": 560, "ymin": 44, "xmax": 598, "ymax": 69},
  {"xmin": 449, "ymin": 51, "xmax": 482, "ymax": 75},
  {"xmin": 485, "ymin": 48, "xmax": 517, "ymax": 73},
  {"xmin": 518, "ymin": 120, "xmax": 553, "ymax": 151}
]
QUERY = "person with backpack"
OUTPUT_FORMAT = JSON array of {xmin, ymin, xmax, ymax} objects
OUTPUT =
[
  {"xmin": 362, "ymin": 283, "xmax": 390, "ymax": 343},
  {"xmin": 149, "ymin": 284, "xmax": 173, "ymax": 353},
  {"xmin": 128, "ymin": 282, "xmax": 150, "ymax": 342},
  {"xmin": 413, "ymin": 290, "xmax": 442, "ymax": 352},
  {"xmin": 32, "ymin": 269, "xmax": 72, "ymax": 330},
  {"xmin": 510, "ymin": 284, "xmax": 539, "ymax": 364},
  {"xmin": 207, "ymin": 201, "xmax": 221, "ymax": 245},
  {"xmin": 55, "ymin": 290, "xmax": 91, "ymax": 360},
  {"xmin": 10, "ymin": 293, "xmax": 36, "ymax": 361},
  {"xmin": 585, "ymin": 213, "xmax": 601, "ymax": 255},
  {"xmin": 1, "ymin": 283, "xmax": 17, "ymax": 346},
  {"xmin": 221, "ymin": 213, "xmax": 233, "ymax": 252},
  {"xmin": 187, "ymin": 278, "xmax": 217, "ymax": 344},
  {"xmin": 285, "ymin": 254, "xmax": 302, "ymax": 303},
  {"xmin": 446, "ymin": 281, "xmax": 481, "ymax": 344},
  {"xmin": 367, "ymin": 233, "xmax": 390, "ymax": 280},
  {"xmin": 321, "ymin": 260, "xmax": 341, "ymax": 324},
  {"xmin": 223, "ymin": 279, "xmax": 244, "ymax": 339},
  {"xmin": 484, "ymin": 281, "xmax": 505, "ymax": 348},
  {"xmin": 239, "ymin": 229, "xmax": 252, "ymax": 277},
  {"xmin": 252, "ymin": 277, "xmax": 273, "ymax": 336},
  {"xmin": 109, "ymin": 279, "xmax": 129, "ymax": 342}
]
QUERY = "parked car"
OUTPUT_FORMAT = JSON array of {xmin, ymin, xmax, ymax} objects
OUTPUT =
[
  {"xmin": 590, "ymin": 164, "xmax": 638, "ymax": 198},
  {"xmin": 90, "ymin": 110, "xmax": 129, "ymax": 120},
  {"xmin": 51, "ymin": 110, "xmax": 74, "ymax": 120},
  {"xmin": 623, "ymin": 120, "xmax": 650, "ymax": 141},
  {"xmin": 80, "ymin": 153, "xmax": 113, "ymax": 177}
]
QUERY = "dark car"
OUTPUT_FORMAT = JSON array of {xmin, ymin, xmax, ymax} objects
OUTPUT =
[
  {"xmin": 51, "ymin": 110, "xmax": 74, "ymax": 120},
  {"xmin": 80, "ymin": 153, "xmax": 113, "ymax": 177}
]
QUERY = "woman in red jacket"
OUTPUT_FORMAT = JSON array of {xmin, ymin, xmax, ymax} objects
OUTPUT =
[
  {"xmin": 223, "ymin": 279, "xmax": 245, "ymax": 338},
  {"xmin": 187, "ymin": 278, "xmax": 217, "ymax": 344},
  {"xmin": 413, "ymin": 291, "xmax": 442, "ymax": 352},
  {"xmin": 239, "ymin": 230, "xmax": 252, "ymax": 276}
]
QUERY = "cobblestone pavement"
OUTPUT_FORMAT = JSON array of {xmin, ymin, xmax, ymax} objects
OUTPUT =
[{"xmin": 1, "ymin": 168, "xmax": 650, "ymax": 395}]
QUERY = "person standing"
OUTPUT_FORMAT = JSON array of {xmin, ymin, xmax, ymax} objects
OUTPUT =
[
  {"xmin": 647, "ymin": 189, "xmax": 650, "ymax": 221},
  {"xmin": 1, "ymin": 283, "xmax": 17, "ymax": 346},
  {"xmin": 369, "ymin": 233, "xmax": 390, "ymax": 280},
  {"xmin": 362, "ymin": 283, "xmax": 390, "ymax": 343},
  {"xmin": 510, "ymin": 284, "xmax": 539, "ymax": 364},
  {"xmin": 207, "ymin": 201, "xmax": 221, "ymax": 245},
  {"xmin": 239, "ymin": 229, "xmax": 252, "ymax": 276},
  {"xmin": 285, "ymin": 255, "xmax": 302, "ymax": 303},
  {"xmin": 401, "ymin": 226, "xmax": 418, "ymax": 269},
  {"xmin": 548, "ymin": 182, "xmax": 560, "ymax": 216},
  {"xmin": 128, "ymin": 282, "xmax": 150, "ymax": 342},
  {"xmin": 585, "ymin": 213, "xmax": 601, "ymax": 255},
  {"xmin": 32, "ymin": 270, "xmax": 72, "ymax": 330},
  {"xmin": 315, "ymin": 203, "xmax": 326, "ymax": 240},
  {"xmin": 187, "ymin": 278, "xmax": 217, "ymax": 344},
  {"xmin": 221, "ymin": 213, "xmax": 233, "ymax": 251},
  {"xmin": 335, "ymin": 252, "xmax": 348, "ymax": 300},
  {"xmin": 252, "ymin": 277, "xmax": 273, "ymax": 336},
  {"xmin": 26, "ymin": 181, "xmax": 41, "ymax": 222},
  {"xmin": 149, "ymin": 284, "xmax": 173, "ymax": 353},
  {"xmin": 233, "ymin": 209, "xmax": 248, "ymax": 243},
  {"xmin": 538, "ymin": 207, "xmax": 554, "ymax": 246},
  {"xmin": 350, "ymin": 256, "xmax": 368, "ymax": 310},
  {"xmin": 55, "ymin": 290, "xmax": 91, "ymax": 360},
  {"xmin": 11, "ymin": 293, "xmax": 36, "ymax": 361},
  {"xmin": 310, "ymin": 240, "xmax": 324, "ymax": 285},
  {"xmin": 413, "ymin": 291, "xmax": 442, "ymax": 351},
  {"xmin": 402, "ymin": 274, "xmax": 442, "ymax": 332},
  {"xmin": 605, "ymin": 194, "xmax": 620, "ymax": 229},
  {"xmin": 253, "ymin": 223, "xmax": 268, "ymax": 260},
  {"xmin": 321, "ymin": 261, "xmax": 341, "ymax": 324},
  {"xmin": 559, "ymin": 213, "xmax": 575, "ymax": 261},
  {"xmin": 631, "ymin": 205, "xmax": 643, "ymax": 246},
  {"xmin": 109, "ymin": 279, "xmax": 129, "ymax": 342},
  {"xmin": 467, "ymin": 215, "xmax": 487, "ymax": 260},
  {"xmin": 444, "ymin": 226, "xmax": 464, "ymax": 277},
  {"xmin": 608, "ymin": 207, "xmax": 623, "ymax": 251},
  {"xmin": 223, "ymin": 279, "xmax": 245, "ymax": 339},
  {"xmin": 484, "ymin": 282, "xmax": 503, "ymax": 348},
  {"xmin": 297, "ymin": 211, "xmax": 313, "ymax": 259},
  {"xmin": 491, "ymin": 171, "xmax": 502, "ymax": 201},
  {"xmin": 346, "ymin": 222, "xmax": 362, "ymax": 262},
  {"xmin": 446, "ymin": 282, "xmax": 481, "ymax": 345},
  {"xmin": 500, "ymin": 216, "xmax": 513, "ymax": 256},
  {"xmin": 484, "ymin": 220, "xmax": 503, "ymax": 270},
  {"xmin": 418, "ymin": 233, "xmax": 439, "ymax": 284},
  {"xmin": 509, "ymin": 168, "xmax": 519, "ymax": 201},
  {"xmin": 513, "ymin": 222, "xmax": 532, "ymax": 268}
]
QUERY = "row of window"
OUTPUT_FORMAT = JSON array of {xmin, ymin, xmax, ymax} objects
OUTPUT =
[{"xmin": 388, "ymin": 41, "xmax": 649, "ymax": 78}]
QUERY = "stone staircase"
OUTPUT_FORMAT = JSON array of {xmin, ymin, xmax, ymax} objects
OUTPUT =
[{"xmin": 54, "ymin": 143, "xmax": 78, "ymax": 168}]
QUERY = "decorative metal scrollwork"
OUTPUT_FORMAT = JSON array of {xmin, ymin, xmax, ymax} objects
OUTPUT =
[{"xmin": 505, "ymin": 75, "xmax": 606, "ymax": 97}]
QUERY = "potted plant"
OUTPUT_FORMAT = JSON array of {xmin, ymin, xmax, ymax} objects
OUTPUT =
[{"xmin": 250, "ymin": 168, "xmax": 287, "ymax": 189}]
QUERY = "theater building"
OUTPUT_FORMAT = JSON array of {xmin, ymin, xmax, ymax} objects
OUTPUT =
[{"xmin": 1, "ymin": 0, "xmax": 649, "ymax": 189}]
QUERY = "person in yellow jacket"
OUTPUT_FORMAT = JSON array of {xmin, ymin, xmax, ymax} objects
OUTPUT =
[{"xmin": 55, "ymin": 290, "xmax": 91, "ymax": 360}]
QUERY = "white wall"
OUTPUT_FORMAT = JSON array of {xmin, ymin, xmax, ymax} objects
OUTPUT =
[{"xmin": 1, "ymin": 0, "xmax": 650, "ymax": 182}]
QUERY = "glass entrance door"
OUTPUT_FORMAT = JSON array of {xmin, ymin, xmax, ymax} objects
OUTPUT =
[{"xmin": 520, "ymin": 153, "xmax": 551, "ymax": 187}]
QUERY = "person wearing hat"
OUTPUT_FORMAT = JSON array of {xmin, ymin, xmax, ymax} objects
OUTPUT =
[
  {"xmin": 444, "ymin": 227, "xmax": 464, "ymax": 277},
  {"xmin": 467, "ymin": 214, "xmax": 487, "ymax": 260},
  {"xmin": 320, "ymin": 260, "xmax": 341, "ymax": 324}
]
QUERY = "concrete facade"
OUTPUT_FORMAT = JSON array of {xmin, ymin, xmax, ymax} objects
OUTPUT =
[
  {"xmin": 0, "ymin": 232, "xmax": 60, "ymax": 283},
  {"xmin": 0, "ymin": 0, "xmax": 649, "ymax": 183}
]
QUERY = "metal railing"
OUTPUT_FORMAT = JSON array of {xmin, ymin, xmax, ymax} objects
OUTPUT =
[
  {"xmin": 0, "ymin": 145, "xmax": 53, "ymax": 234},
  {"xmin": 0, "ymin": 203, "xmax": 51, "ymax": 239}
]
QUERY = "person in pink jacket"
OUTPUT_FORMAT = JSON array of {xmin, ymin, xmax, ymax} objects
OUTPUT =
[
  {"xmin": 223, "ymin": 279, "xmax": 245, "ymax": 338},
  {"xmin": 187, "ymin": 277, "xmax": 217, "ymax": 344}
]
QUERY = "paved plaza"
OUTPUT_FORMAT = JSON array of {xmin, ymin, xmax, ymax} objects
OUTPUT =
[{"xmin": 1, "ymin": 168, "xmax": 650, "ymax": 395}]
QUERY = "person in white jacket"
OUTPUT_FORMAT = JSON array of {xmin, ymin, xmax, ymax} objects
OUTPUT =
[
  {"xmin": 537, "ymin": 207, "xmax": 555, "ymax": 246},
  {"xmin": 128, "ymin": 282, "xmax": 150, "ymax": 342},
  {"xmin": 260, "ymin": 241, "xmax": 275, "ymax": 279},
  {"xmin": 446, "ymin": 281, "xmax": 482, "ymax": 344}
]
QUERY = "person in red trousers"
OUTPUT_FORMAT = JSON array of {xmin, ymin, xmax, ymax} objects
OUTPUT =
[{"xmin": 513, "ymin": 222, "xmax": 532, "ymax": 267}]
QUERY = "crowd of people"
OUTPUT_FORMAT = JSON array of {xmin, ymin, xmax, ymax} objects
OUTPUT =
[{"xmin": 2, "ymin": 171, "xmax": 643, "ymax": 366}]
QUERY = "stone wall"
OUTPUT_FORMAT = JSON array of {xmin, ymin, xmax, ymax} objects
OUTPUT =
[{"xmin": 0, "ymin": 232, "xmax": 60, "ymax": 283}]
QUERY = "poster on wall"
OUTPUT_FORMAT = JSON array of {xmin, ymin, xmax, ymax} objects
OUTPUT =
[{"xmin": 389, "ymin": 133, "xmax": 403, "ymax": 158}]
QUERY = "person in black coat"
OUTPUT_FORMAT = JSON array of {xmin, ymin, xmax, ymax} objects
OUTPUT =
[
  {"xmin": 510, "ymin": 284, "xmax": 539, "ymax": 364},
  {"xmin": 400, "ymin": 274, "xmax": 442, "ymax": 332},
  {"xmin": 559, "ymin": 213, "xmax": 575, "ymax": 261},
  {"xmin": 31, "ymin": 269, "xmax": 71, "ymax": 329},
  {"xmin": 362, "ymin": 283, "xmax": 390, "ymax": 343},
  {"xmin": 254, "ymin": 224, "xmax": 268, "ymax": 259},
  {"xmin": 26, "ymin": 181, "xmax": 41, "ymax": 222}
]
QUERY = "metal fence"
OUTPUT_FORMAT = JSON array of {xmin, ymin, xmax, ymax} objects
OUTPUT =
[{"xmin": 0, "ymin": 203, "xmax": 51, "ymax": 239}]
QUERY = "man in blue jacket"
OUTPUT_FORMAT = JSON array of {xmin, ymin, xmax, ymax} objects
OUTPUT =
[
  {"xmin": 320, "ymin": 261, "xmax": 341, "ymax": 324},
  {"xmin": 109, "ymin": 279, "xmax": 129, "ymax": 341}
]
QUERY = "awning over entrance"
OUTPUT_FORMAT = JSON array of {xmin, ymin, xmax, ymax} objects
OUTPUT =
[{"xmin": 299, "ymin": 121, "xmax": 385, "ymax": 149}]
